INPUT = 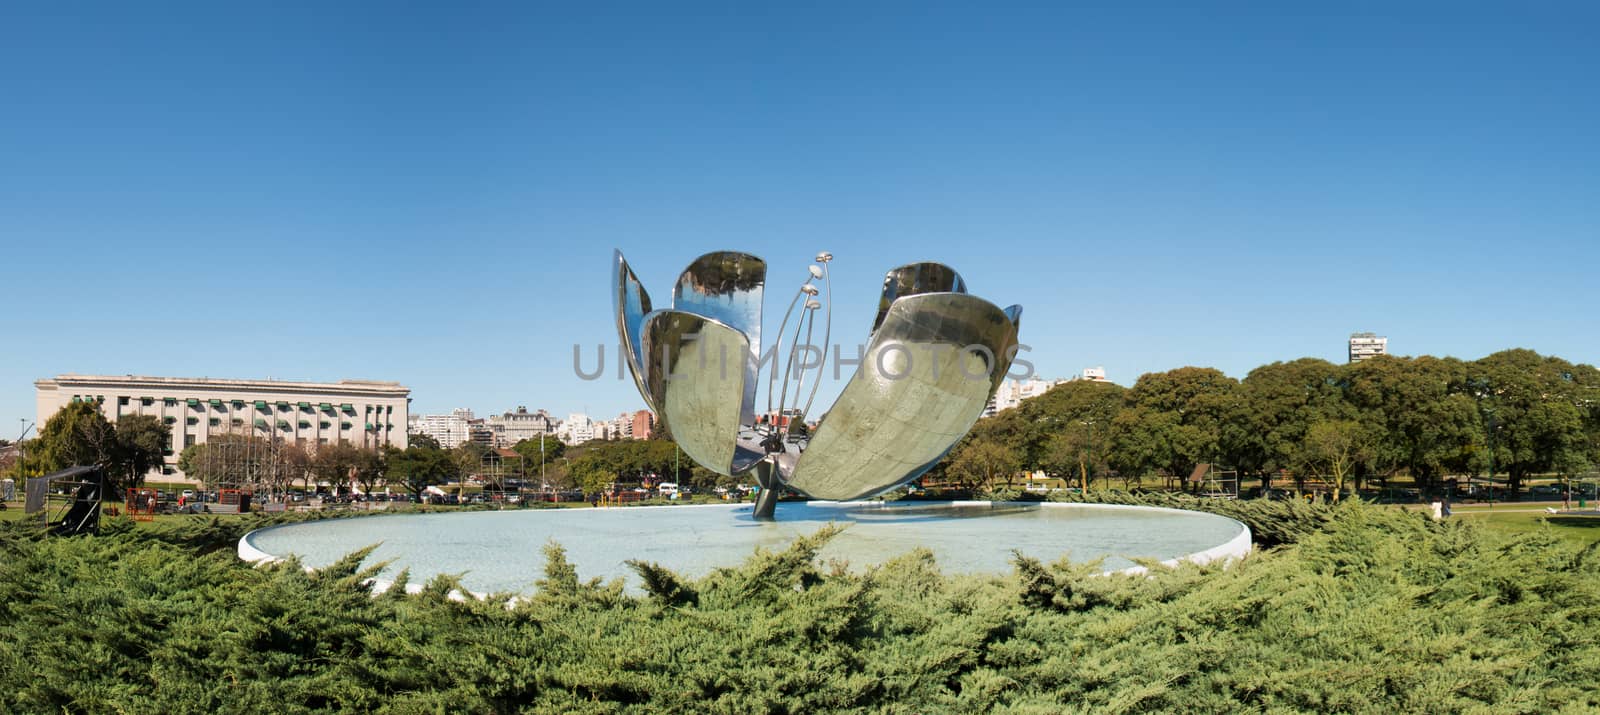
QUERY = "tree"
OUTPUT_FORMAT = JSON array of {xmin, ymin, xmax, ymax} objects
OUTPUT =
[
  {"xmin": 112, "ymin": 414, "xmax": 170, "ymax": 488},
  {"xmin": 33, "ymin": 401, "xmax": 120, "ymax": 480},
  {"xmin": 1344, "ymin": 355, "xmax": 1480, "ymax": 495},
  {"xmin": 1014, "ymin": 380, "xmax": 1125, "ymax": 479},
  {"xmin": 1297, "ymin": 420, "xmax": 1372, "ymax": 502},
  {"xmin": 1107, "ymin": 407, "xmax": 1177, "ymax": 485},
  {"xmin": 1041, "ymin": 427, "xmax": 1108, "ymax": 490},
  {"xmin": 0, "ymin": 441, "xmax": 15, "ymax": 478},
  {"xmin": 512, "ymin": 435, "xmax": 565, "ymax": 465},
  {"xmin": 408, "ymin": 433, "xmax": 442, "ymax": 451},
  {"xmin": 451, "ymin": 443, "xmax": 490, "ymax": 495},
  {"xmin": 384, "ymin": 444, "xmax": 455, "ymax": 498},
  {"xmin": 1231, "ymin": 359, "xmax": 1350, "ymax": 492},
  {"xmin": 1116, "ymin": 367, "xmax": 1238, "ymax": 486},
  {"xmin": 313, "ymin": 442, "xmax": 371, "ymax": 494},
  {"xmin": 568, "ymin": 453, "xmax": 618, "ymax": 496},
  {"xmin": 947, "ymin": 439, "xmax": 1021, "ymax": 492},
  {"xmin": 1469, "ymin": 350, "xmax": 1594, "ymax": 496}
]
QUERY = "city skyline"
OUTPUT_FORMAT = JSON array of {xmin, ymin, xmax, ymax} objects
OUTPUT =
[{"xmin": 3, "ymin": 2, "xmax": 1597, "ymax": 433}]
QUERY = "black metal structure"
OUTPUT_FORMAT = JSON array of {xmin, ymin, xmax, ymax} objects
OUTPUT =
[{"xmin": 24, "ymin": 465, "xmax": 106, "ymax": 536}]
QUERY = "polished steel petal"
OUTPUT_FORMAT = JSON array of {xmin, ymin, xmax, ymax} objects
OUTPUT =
[
  {"xmin": 640, "ymin": 310, "xmax": 763, "ymax": 476},
  {"xmin": 872, "ymin": 262, "xmax": 967, "ymax": 334},
  {"xmin": 1004, "ymin": 304, "xmax": 1023, "ymax": 329},
  {"xmin": 675, "ymin": 251, "xmax": 766, "ymax": 428},
  {"xmin": 673, "ymin": 251, "xmax": 767, "ymax": 360},
  {"xmin": 613, "ymin": 250, "xmax": 655, "ymax": 412},
  {"xmin": 785, "ymin": 293, "xmax": 1020, "ymax": 500}
]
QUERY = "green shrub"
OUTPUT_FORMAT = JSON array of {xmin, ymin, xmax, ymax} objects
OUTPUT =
[{"xmin": 1, "ymin": 500, "xmax": 1597, "ymax": 712}]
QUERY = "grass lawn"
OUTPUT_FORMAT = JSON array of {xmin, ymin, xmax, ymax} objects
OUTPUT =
[{"xmin": 1447, "ymin": 508, "xmax": 1600, "ymax": 547}]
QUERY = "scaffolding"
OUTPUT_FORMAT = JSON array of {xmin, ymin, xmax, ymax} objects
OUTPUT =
[
  {"xmin": 1189, "ymin": 463, "xmax": 1239, "ymax": 499},
  {"xmin": 194, "ymin": 428, "xmax": 296, "ymax": 499}
]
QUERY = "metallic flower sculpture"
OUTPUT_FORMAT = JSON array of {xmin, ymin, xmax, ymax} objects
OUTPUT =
[{"xmin": 614, "ymin": 249, "xmax": 1022, "ymax": 520}]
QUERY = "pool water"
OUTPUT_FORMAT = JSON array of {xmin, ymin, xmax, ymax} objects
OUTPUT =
[{"xmin": 241, "ymin": 501, "xmax": 1250, "ymax": 595}]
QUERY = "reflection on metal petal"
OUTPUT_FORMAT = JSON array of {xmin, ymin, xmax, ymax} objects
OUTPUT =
[
  {"xmin": 673, "ymin": 252, "xmax": 766, "ymax": 357},
  {"xmin": 786, "ymin": 293, "xmax": 1020, "ymax": 500},
  {"xmin": 640, "ymin": 310, "xmax": 762, "ymax": 476},
  {"xmin": 1004, "ymin": 304, "xmax": 1023, "ymax": 330},
  {"xmin": 674, "ymin": 252, "xmax": 766, "ymax": 426},
  {"xmin": 613, "ymin": 250, "xmax": 655, "ymax": 412},
  {"xmin": 872, "ymin": 262, "xmax": 967, "ymax": 334}
]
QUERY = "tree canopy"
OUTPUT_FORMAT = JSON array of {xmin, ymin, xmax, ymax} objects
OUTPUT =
[
  {"xmin": 937, "ymin": 349, "xmax": 1600, "ymax": 497},
  {"xmin": 29, "ymin": 402, "xmax": 171, "ymax": 490}
]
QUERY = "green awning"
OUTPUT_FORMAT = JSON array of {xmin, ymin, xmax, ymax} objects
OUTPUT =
[
  {"xmin": 254, "ymin": 419, "xmax": 269, "ymax": 429},
  {"xmin": 208, "ymin": 399, "xmax": 222, "ymax": 407},
  {"xmin": 276, "ymin": 420, "xmax": 291, "ymax": 429},
  {"xmin": 275, "ymin": 401, "xmax": 289, "ymax": 408},
  {"xmin": 186, "ymin": 398, "xmax": 199, "ymax": 406},
  {"xmin": 297, "ymin": 421, "xmax": 311, "ymax": 429},
  {"xmin": 254, "ymin": 401, "xmax": 268, "ymax": 409},
  {"xmin": 164, "ymin": 417, "xmax": 177, "ymax": 424},
  {"xmin": 297, "ymin": 402, "xmax": 311, "ymax": 409},
  {"xmin": 232, "ymin": 400, "xmax": 245, "ymax": 408},
  {"xmin": 319, "ymin": 402, "xmax": 333, "ymax": 411},
  {"xmin": 340, "ymin": 421, "xmax": 352, "ymax": 429},
  {"xmin": 340, "ymin": 403, "xmax": 354, "ymax": 412}
]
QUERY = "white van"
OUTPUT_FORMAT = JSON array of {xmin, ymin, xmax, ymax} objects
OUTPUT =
[{"xmin": 657, "ymin": 482, "xmax": 679, "ymax": 498}]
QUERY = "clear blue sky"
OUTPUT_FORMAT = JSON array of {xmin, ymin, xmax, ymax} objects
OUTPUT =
[{"xmin": 2, "ymin": 1, "xmax": 1596, "ymax": 433}]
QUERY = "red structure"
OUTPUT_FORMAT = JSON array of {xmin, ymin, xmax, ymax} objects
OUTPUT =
[{"xmin": 126, "ymin": 488, "xmax": 159, "ymax": 521}]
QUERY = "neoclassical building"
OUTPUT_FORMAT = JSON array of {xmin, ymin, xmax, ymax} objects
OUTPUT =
[{"xmin": 35, "ymin": 374, "xmax": 410, "ymax": 480}]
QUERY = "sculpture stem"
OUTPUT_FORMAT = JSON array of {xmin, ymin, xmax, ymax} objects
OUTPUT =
[{"xmin": 751, "ymin": 459, "xmax": 779, "ymax": 521}]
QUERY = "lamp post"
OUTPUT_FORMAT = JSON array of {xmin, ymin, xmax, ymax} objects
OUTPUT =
[{"xmin": 16, "ymin": 419, "xmax": 34, "ymax": 477}]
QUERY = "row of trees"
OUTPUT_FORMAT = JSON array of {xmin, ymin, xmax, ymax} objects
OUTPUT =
[
  {"xmin": 4, "ymin": 399, "xmax": 587, "ymax": 499},
  {"xmin": 938, "ymin": 349, "xmax": 1600, "ymax": 498},
  {"xmin": 6, "ymin": 401, "xmax": 170, "ymax": 491},
  {"xmin": 15, "ymin": 347, "xmax": 1593, "ymax": 502},
  {"xmin": 175, "ymin": 433, "xmax": 578, "ymax": 498}
]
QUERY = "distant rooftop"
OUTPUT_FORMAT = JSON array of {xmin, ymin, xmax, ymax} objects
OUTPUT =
[{"xmin": 36, "ymin": 374, "xmax": 409, "ymax": 395}]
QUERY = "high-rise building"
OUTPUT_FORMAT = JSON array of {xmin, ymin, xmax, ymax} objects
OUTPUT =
[
  {"xmin": 630, "ymin": 410, "xmax": 654, "ymax": 440},
  {"xmin": 983, "ymin": 375, "xmax": 1066, "ymax": 417},
  {"xmin": 35, "ymin": 374, "xmax": 409, "ymax": 480},
  {"xmin": 1349, "ymin": 332, "xmax": 1388, "ymax": 363},
  {"xmin": 980, "ymin": 368, "xmax": 1111, "ymax": 417},
  {"xmin": 410, "ymin": 410, "xmax": 473, "ymax": 448},
  {"xmin": 557, "ymin": 413, "xmax": 595, "ymax": 444}
]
